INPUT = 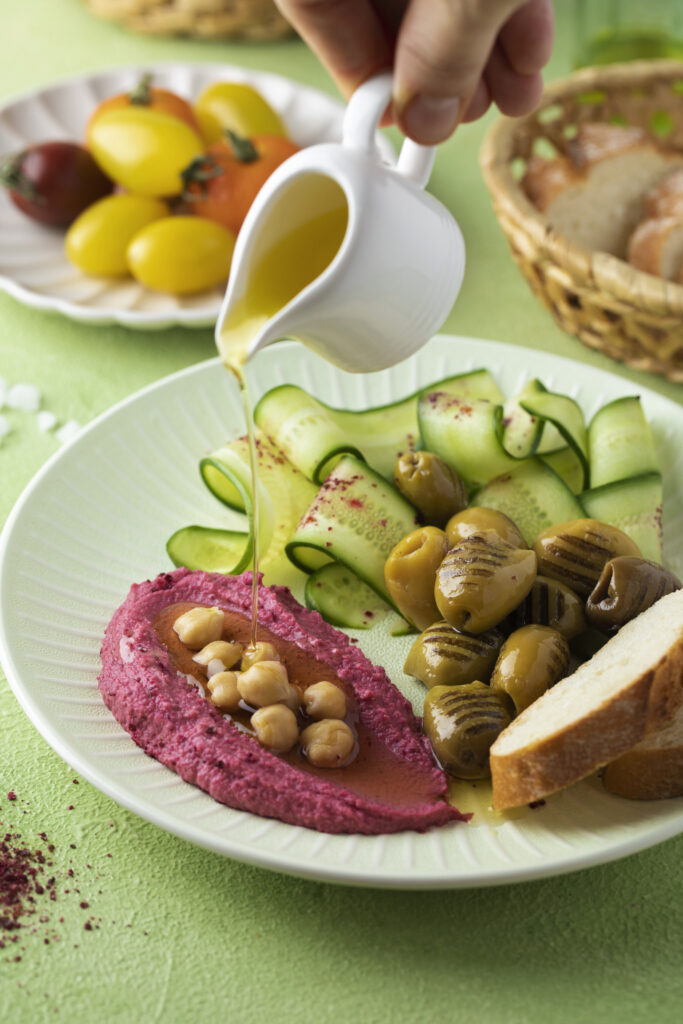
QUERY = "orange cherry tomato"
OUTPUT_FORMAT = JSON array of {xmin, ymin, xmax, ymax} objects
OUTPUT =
[
  {"xmin": 182, "ymin": 130, "xmax": 299, "ymax": 236},
  {"xmin": 86, "ymin": 74, "xmax": 201, "ymax": 139}
]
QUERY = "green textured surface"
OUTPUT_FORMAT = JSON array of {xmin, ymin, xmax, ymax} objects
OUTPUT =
[{"xmin": 0, "ymin": 2, "xmax": 682, "ymax": 1022}]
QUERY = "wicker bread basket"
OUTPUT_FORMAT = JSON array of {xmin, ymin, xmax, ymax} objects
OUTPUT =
[
  {"xmin": 84, "ymin": 0, "xmax": 294, "ymax": 40},
  {"xmin": 480, "ymin": 60, "xmax": 683, "ymax": 382}
]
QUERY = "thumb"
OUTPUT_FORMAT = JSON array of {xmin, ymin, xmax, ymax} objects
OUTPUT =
[{"xmin": 393, "ymin": 0, "xmax": 521, "ymax": 144}]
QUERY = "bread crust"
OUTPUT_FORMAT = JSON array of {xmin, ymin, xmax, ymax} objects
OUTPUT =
[
  {"xmin": 490, "ymin": 596, "xmax": 683, "ymax": 810},
  {"xmin": 627, "ymin": 216, "xmax": 683, "ymax": 279},
  {"xmin": 602, "ymin": 704, "xmax": 683, "ymax": 800},
  {"xmin": 643, "ymin": 167, "xmax": 683, "ymax": 219}
]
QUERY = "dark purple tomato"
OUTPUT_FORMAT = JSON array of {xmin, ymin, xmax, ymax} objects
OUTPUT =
[{"xmin": 0, "ymin": 141, "xmax": 113, "ymax": 227}]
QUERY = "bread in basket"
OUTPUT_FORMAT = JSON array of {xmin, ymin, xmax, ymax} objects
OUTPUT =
[
  {"xmin": 480, "ymin": 60, "xmax": 683, "ymax": 383},
  {"xmin": 84, "ymin": 0, "xmax": 294, "ymax": 41}
]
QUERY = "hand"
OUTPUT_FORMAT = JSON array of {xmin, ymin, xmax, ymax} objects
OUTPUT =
[{"xmin": 275, "ymin": 0, "xmax": 554, "ymax": 144}]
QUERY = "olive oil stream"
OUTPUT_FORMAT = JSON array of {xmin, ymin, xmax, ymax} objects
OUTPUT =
[{"xmin": 218, "ymin": 182, "xmax": 348, "ymax": 645}]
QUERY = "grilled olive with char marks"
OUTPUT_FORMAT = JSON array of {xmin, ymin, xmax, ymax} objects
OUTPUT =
[
  {"xmin": 445, "ymin": 507, "xmax": 526, "ymax": 549},
  {"xmin": 404, "ymin": 621, "xmax": 504, "ymax": 688},
  {"xmin": 435, "ymin": 529, "xmax": 537, "ymax": 633},
  {"xmin": 586, "ymin": 556, "xmax": 681, "ymax": 632},
  {"xmin": 502, "ymin": 574, "xmax": 586, "ymax": 639},
  {"xmin": 490, "ymin": 625, "xmax": 570, "ymax": 714},
  {"xmin": 423, "ymin": 682, "xmax": 514, "ymax": 780},
  {"xmin": 384, "ymin": 525, "xmax": 449, "ymax": 630},
  {"xmin": 533, "ymin": 518, "xmax": 641, "ymax": 597},
  {"xmin": 393, "ymin": 450, "xmax": 468, "ymax": 527}
]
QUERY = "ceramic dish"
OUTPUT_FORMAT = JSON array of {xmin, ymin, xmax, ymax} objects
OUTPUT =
[
  {"xmin": 1, "ymin": 334, "xmax": 682, "ymax": 889},
  {"xmin": 0, "ymin": 62, "xmax": 394, "ymax": 330}
]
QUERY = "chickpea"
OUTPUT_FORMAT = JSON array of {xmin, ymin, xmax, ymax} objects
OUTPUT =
[
  {"xmin": 207, "ymin": 671, "xmax": 240, "ymax": 711},
  {"xmin": 173, "ymin": 606, "xmax": 224, "ymax": 650},
  {"xmin": 284, "ymin": 684, "xmax": 302, "ymax": 712},
  {"xmin": 237, "ymin": 661, "xmax": 290, "ymax": 708},
  {"xmin": 252, "ymin": 704, "xmax": 299, "ymax": 753},
  {"xmin": 301, "ymin": 719, "xmax": 356, "ymax": 768},
  {"xmin": 241, "ymin": 641, "xmax": 280, "ymax": 670},
  {"xmin": 192, "ymin": 640, "xmax": 242, "ymax": 676},
  {"xmin": 303, "ymin": 681, "xmax": 347, "ymax": 720}
]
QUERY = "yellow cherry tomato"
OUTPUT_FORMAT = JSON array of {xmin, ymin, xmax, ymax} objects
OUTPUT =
[
  {"xmin": 87, "ymin": 107, "xmax": 203, "ymax": 197},
  {"xmin": 194, "ymin": 82, "xmax": 287, "ymax": 146},
  {"xmin": 127, "ymin": 216, "xmax": 236, "ymax": 295},
  {"xmin": 65, "ymin": 194, "xmax": 168, "ymax": 276}
]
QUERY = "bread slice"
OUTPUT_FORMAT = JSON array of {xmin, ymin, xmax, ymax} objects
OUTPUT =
[
  {"xmin": 490, "ymin": 589, "xmax": 683, "ymax": 810},
  {"xmin": 522, "ymin": 123, "xmax": 683, "ymax": 257},
  {"xmin": 643, "ymin": 167, "xmax": 683, "ymax": 219},
  {"xmin": 627, "ymin": 216, "xmax": 683, "ymax": 280},
  {"xmin": 602, "ymin": 702, "xmax": 683, "ymax": 800}
]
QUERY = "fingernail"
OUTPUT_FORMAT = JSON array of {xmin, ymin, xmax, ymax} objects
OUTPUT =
[{"xmin": 398, "ymin": 94, "xmax": 461, "ymax": 145}]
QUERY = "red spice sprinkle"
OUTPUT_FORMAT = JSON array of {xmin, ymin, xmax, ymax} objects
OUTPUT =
[
  {"xmin": 7, "ymin": 793, "xmax": 16, "ymax": 802},
  {"xmin": 80, "ymin": 901, "xmax": 89, "ymax": 909}
]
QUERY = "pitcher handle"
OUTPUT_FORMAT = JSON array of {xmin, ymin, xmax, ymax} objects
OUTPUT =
[{"xmin": 342, "ymin": 71, "xmax": 436, "ymax": 189}]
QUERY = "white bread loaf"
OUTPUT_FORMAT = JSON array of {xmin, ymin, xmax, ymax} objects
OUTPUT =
[
  {"xmin": 627, "ymin": 216, "xmax": 683, "ymax": 280},
  {"xmin": 490, "ymin": 589, "xmax": 683, "ymax": 810},
  {"xmin": 522, "ymin": 123, "xmax": 683, "ymax": 258},
  {"xmin": 602, "ymin": 701, "xmax": 683, "ymax": 800},
  {"xmin": 643, "ymin": 166, "xmax": 683, "ymax": 219}
]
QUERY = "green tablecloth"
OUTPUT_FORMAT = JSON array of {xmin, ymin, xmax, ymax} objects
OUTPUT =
[{"xmin": 1, "ymin": 3, "xmax": 681, "ymax": 1022}]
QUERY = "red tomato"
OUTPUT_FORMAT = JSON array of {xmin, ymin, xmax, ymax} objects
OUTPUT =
[
  {"xmin": 182, "ymin": 130, "xmax": 299, "ymax": 236},
  {"xmin": 0, "ymin": 141, "xmax": 113, "ymax": 227},
  {"xmin": 86, "ymin": 74, "xmax": 201, "ymax": 138}
]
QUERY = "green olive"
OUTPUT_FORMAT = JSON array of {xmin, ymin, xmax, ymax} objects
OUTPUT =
[
  {"xmin": 434, "ymin": 529, "xmax": 537, "ymax": 633},
  {"xmin": 393, "ymin": 450, "xmax": 467, "ymax": 527},
  {"xmin": 384, "ymin": 526, "xmax": 449, "ymax": 630},
  {"xmin": 586, "ymin": 556, "xmax": 681, "ymax": 632},
  {"xmin": 502, "ymin": 575, "xmax": 586, "ymax": 639},
  {"xmin": 446, "ymin": 507, "xmax": 526, "ymax": 549},
  {"xmin": 490, "ymin": 625, "xmax": 570, "ymax": 713},
  {"xmin": 404, "ymin": 621, "xmax": 504, "ymax": 688},
  {"xmin": 533, "ymin": 518, "xmax": 641, "ymax": 597},
  {"xmin": 423, "ymin": 682, "xmax": 514, "ymax": 780}
]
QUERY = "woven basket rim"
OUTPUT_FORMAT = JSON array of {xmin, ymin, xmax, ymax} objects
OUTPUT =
[{"xmin": 480, "ymin": 59, "xmax": 683, "ymax": 317}]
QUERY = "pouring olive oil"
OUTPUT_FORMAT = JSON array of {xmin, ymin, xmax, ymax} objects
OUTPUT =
[{"xmin": 217, "ymin": 176, "xmax": 349, "ymax": 645}]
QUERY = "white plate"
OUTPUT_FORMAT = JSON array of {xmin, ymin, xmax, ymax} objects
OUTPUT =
[
  {"xmin": 1, "ymin": 335, "xmax": 682, "ymax": 888},
  {"xmin": 0, "ymin": 63, "xmax": 393, "ymax": 330}
]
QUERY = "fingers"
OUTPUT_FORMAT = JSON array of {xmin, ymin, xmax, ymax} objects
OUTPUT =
[
  {"xmin": 499, "ymin": 0, "xmax": 554, "ymax": 76},
  {"xmin": 274, "ymin": 0, "xmax": 396, "ymax": 96},
  {"xmin": 484, "ymin": 42, "xmax": 544, "ymax": 119},
  {"xmin": 393, "ymin": 0, "xmax": 521, "ymax": 143}
]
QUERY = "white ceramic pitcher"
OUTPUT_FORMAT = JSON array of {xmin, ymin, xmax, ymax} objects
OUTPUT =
[{"xmin": 215, "ymin": 71, "xmax": 465, "ymax": 374}]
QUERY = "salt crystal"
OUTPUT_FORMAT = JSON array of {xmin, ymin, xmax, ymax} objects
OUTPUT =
[
  {"xmin": 55, "ymin": 419, "xmax": 82, "ymax": 445},
  {"xmin": 37, "ymin": 410, "xmax": 57, "ymax": 433},
  {"xmin": 119, "ymin": 637, "xmax": 135, "ymax": 663},
  {"xmin": 7, "ymin": 383, "xmax": 41, "ymax": 412},
  {"xmin": 0, "ymin": 413, "xmax": 10, "ymax": 439}
]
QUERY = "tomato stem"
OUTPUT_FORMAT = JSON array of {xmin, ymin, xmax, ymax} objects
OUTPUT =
[
  {"xmin": 129, "ymin": 73, "xmax": 153, "ymax": 106},
  {"xmin": 224, "ymin": 129, "xmax": 259, "ymax": 164},
  {"xmin": 0, "ymin": 153, "xmax": 39, "ymax": 202},
  {"xmin": 180, "ymin": 154, "xmax": 224, "ymax": 202}
]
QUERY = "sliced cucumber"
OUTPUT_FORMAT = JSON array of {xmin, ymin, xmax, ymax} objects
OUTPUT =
[
  {"xmin": 418, "ymin": 392, "xmax": 518, "ymax": 489},
  {"xmin": 519, "ymin": 390, "xmax": 589, "ymax": 490},
  {"xmin": 580, "ymin": 471, "xmax": 663, "ymax": 562},
  {"xmin": 500, "ymin": 379, "xmax": 547, "ymax": 458},
  {"xmin": 167, "ymin": 526, "xmax": 251, "ymax": 574},
  {"xmin": 285, "ymin": 454, "xmax": 417, "ymax": 606},
  {"xmin": 472, "ymin": 457, "xmax": 585, "ymax": 545},
  {"xmin": 304, "ymin": 563, "xmax": 393, "ymax": 629},
  {"xmin": 540, "ymin": 446, "xmax": 585, "ymax": 494},
  {"xmin": 588, "ymin": 396, "xmax": 659, "ymax": 488}
]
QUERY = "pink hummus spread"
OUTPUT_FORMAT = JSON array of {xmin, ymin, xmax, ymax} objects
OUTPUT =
[{"xmin": 99, "ymin": 568, "xmax": 464, "ymax": 834}]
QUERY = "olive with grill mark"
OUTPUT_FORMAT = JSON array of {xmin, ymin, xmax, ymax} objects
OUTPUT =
[
  {"xmin": 533, "ymin": 518, "xmax": 641, "ymax": 597},
  {"xmin": 384, "ymin": 525, "xmax": 449, "ymax": 630},
  {"xmin": 503, "ymin": 574, "xmax": 586, "ymax": 639},
  {"xmin": 423, "ymin": 682, "xmax": 514, "ymax": 780},
  {"xmin": 586, "ymin": 556, "xmax": 681, "ymax": 632},
  {"xmin": 434, "ymin": 529, "xmax": 537, "ymax": 633},
  {"xmin": 393, "ymin": 450, "xmax": 468, "ymax": 527},
  {"xmin": 445, "ymin": 506, "xmax": 526, "ymax": 549},
  {"xmin": 490, "ymin": 625, "xmax": 570, "ymax": 714},
  {"xmin": 404, "ymin": 620, "xmax": 504, "ymax": 688}
]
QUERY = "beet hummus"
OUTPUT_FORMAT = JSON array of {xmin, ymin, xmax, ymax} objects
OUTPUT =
[{"xmin": 99, "ymin": 568, "xmax": 465, "ymax": 835}]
